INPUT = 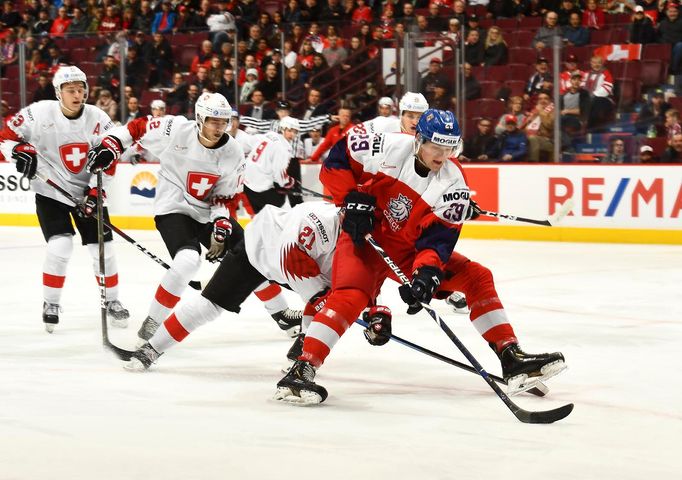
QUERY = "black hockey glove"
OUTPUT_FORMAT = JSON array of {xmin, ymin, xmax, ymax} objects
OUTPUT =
[
  {"xmin": 12, "ymin": 142, "xmax": 38, "ymax": 180},
  {"xmin": 465, "ymin": 200, "xmax": 482, "ymax": 221},
  {"xmin": 86, "ymin": 136, "xmax": 122, "ymax": 173},
  {"xmin": 398, "ymin": 266, "xmax": 443, "ymax": 315},
  {"xmin": 342, "ymin": 190, "xmax": 376, "ymax": 246},
  {"xmin": 79, "ymin": 187, "xmax": 104, "ymax": 218},
  {"xmin": 206, "ymin": 217, "xmax": 232, "ymax": 263},
  {"xmin": 363, "ymin": 305, "xmax": 392, "ymax": 346}
]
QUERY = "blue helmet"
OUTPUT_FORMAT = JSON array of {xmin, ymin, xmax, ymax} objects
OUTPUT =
[{"xmin": 416, "ymin": 109, "xmax": 462, "ymax": 154}]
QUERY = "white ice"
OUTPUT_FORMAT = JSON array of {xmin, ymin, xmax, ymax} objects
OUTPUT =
[{"xmin": 1, "ymin": 226, "xmax": 680, "ymax": 480}]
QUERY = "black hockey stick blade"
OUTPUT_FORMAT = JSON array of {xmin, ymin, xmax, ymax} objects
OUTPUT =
[
  {"xmin": 512, "ymin": 402, "xmax": 574, "ymax": 424},
  {"xmin": 103, "ymin": 340, "xmax": 135, "ymax": 361},
  {"xmin": 354, "ymin": 318, "xmax": 546, "ymax": 397}
]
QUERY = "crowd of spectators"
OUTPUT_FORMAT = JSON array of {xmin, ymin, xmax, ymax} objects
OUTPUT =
[{"xmin": 0, "ymin": 0, "xmax": 680, "ymax": 162}]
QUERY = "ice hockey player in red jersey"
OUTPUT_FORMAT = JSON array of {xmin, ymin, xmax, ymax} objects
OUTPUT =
[
  {"xmin": 0, "ymin": 65, "xmax": 130, "ymax": 333},
  {"xmin": 275, "ymin": 109, "xmax": 566, "ymax": 404}
]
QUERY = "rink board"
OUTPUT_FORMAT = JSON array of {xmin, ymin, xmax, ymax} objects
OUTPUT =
[{"xmin": 1, "ymin": 162, "xmax": 680, "ymax": 244}]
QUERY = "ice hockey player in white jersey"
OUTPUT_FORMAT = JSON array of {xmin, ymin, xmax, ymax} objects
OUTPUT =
[
  {"xmin": 242, "ymin": 115, "xmax": 299, "ymax": 213},
  {"xmin": 0, "ymin": 65, "xmax": 130, "ymax": 333},
  {"xmin": 124, "ymin": 201, "xmax": 341, "ymax": 372},
  {"xmin": 377, "ymin": 96, "xmax": 398, "ymax": 119},
  {"xmin": 351, "ymin": 91, "xmax": 429, "ymax": 136},
  {"xmin": 228, "ymin": 109, "xmax": 254, "ymax": 157}
]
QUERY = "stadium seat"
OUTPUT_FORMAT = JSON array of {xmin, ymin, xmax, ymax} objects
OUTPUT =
[
  {"xmin": 669, "ymin": 96, "xmax": 682, "ymax": 112},
  {"xmin": 509, "ymin": 47, "xmax": 536, "ymax": 64},
  {"xmin": 479, "ymin": 80, "xmax": 502, "ymax": 99},
  {"xmin": 504, "ymin": 80, "xmax": 526, "ymax": 97},
  {"xmin": 563, "ymin": 45, "xmax": 592, "ymax": 65},
  {"xmin": 484, "ymin": 65, "xmax": 508, "ymax": 82},
  {"xmin": 509, "ymin": 30, "xmax": 535, "ymax": 48},
  {"xmin": 615, "ymin": 78, "xmax": 639, "ymax": 109},
  {"xmin": 495, "ymin": 18, "xmax": 518, "ymax": 29},
  {"xmin": 518, "ymin": 16, "xmax": 543, "ymax": 29},
  {"xmin": 509, "ymin": 63, "xmax": 532, "ymax": 81},
  {"xmin": 642, "ymin": 43, "xmax": 672, "ymax": 62},
  {"xmin": 607, "ymin": 61, "xmax": 641, "ymax": 80},
  {"xmin": 640, "ymin": 60, "xmax": 666, "ymax": 89},
  {"xmin": 466, "ymin": 98, "xmax": 506, "ymax": 120}
]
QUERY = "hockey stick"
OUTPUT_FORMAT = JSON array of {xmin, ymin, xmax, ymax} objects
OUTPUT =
[
  {"xmin": 294, "ymin": 180, "xmax": 333, "ymax": 200},
  {"xmin": 364, "ymin": 233, "xmax": 573, "ymax": 424},
  {"xmin": 95, "ymin": 172, "xmax": 133, "ymax": 361},
  {"xmin": 478, "ymin": 199, "xmax": 574, "ymax": 227},
  {"xmin": 354, "ymin": 318, "xmax": 547, "ymax": 397},
  {"xmin": 34, "ymin": 170, "xmax": 201, "ymax": 290}
]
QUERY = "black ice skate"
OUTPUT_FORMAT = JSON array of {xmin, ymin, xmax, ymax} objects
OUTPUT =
[
  {"xmin": 274, "ymin": 359, "xmax": 328, "ymax": 405},
  {"xmin": 136, "ymin": 316, "xmax": 160, "ymax": 347},
  {"xmin": 42, "ymin": 302, "xmax": 60, "ymax": 334},
  {"xmin": 271, "ymin": 308, "xmax": 302, "ymax": 337},
  {"xmin": 496, "ymin": 343, "xmax": 567, "ymax": 396},
  {"xmin": 124, "ymin": 342, "xmax": 162, "ymax": 372},
  {"xmin": 282, "ymin": 333, "xmax": 305, "ymax": 373},
  {"xmin": 106, "ymin": 300, "xmax": 130, "ymax": 328},
  {"xmin": 445, "ymin": 291, "xmax": 469, "ymax": 314}
]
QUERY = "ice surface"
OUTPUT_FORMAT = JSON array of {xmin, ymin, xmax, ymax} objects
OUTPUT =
[{"xmin": 1, "ymin": 226, "xmax": 680, "ymax": 479}]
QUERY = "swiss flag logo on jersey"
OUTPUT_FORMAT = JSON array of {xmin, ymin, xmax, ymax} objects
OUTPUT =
[
  {"xmin": 187, "ymin": 171, "xmax": 219, "ymax": 201},
  {"xmin": 59, "ymin": 143, "xmax": 89, "ymax": 174}
]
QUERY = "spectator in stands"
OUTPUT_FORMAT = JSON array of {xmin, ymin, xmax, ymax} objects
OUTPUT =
[
  {"xmin": 399, "ymin": 2, "xmax": 418, "ymax": 30},
  {"xmin": 602, "ymin": 137, "xmax": 632, "ymax": 163},
  {"xmin": 464, "ymin": 62, "xmax": 481, "ymax": 99},
  {"xmin": 465, "ymin": 14, "xmax": 484, "ymax": 37},
  {"xmin": 301, "ymin": 0, "xmax": 322, "ymax": 23},
  {"xmin": 352, "ymin": 0, "xmax": 373, "ymax": 24},
  {"xmin": 284, "ymin": 0, "xmax": 304, "ymax": 23},
  {"xmin": 563, "ymin": 11, "xmax": 590, "ymax": 46},
  {"xmin": 322, "ymin": 35, "xmax": 348, "ymax": 67},
  {"xmin": 125, "ymin": 48, "xmax": 148, "ymax": 93},
  {"xmin": 534, "ymin": 11, "xmax": 562, "ymax": 50},
  {"xmin": 630, "ymin": 5, "xmax": 657, "ymax": 44},
  {"xmin": 284, "ymin": 67, "xmax": 306, "ymax": 103},
  {"xmin": 431, "ymin": 80, "xmax": 452, "ymax": 110},
  {"xmin": 45, "ymin": 45, "xmax": 63, "ymax": 71},
  {"xmin": 50, "ymin": 6, "xmax": 71, "ymax": 37},
  {"xmin": 560, "ymin": 71, "xmax": 591, "ymax": 135},
  {"xmin": 484, "ymin": 26, "xmax": 508, "ymax": 66},
  {"xmin": 174, "ymin": 5, "xmax": 203, "ymax": 33},
  {"xmin": 658, "ymin": 3, "xmax": 682, "ymax": 74},
  {"xmin": 239, "ymin": 54, "xmax": 262, "ymax": 85},
  {"xmin": 420, "ymin": 57, "xmax": 450, "ymax": 103},
  {"xmin": 152, "ymin": 1, "xmax": 176, "ymax": 34},
  {"xmin": 427, "ymin": 3, "xmax": 447, "ymax": 31},
  {"xmin": 124, "ymin": 96, "xmax": 144, "ymax": 125},
  {"xmin": 133, "ymin": 1, "xmax": 155, "ymax": 33},
  {"xmin": 166, "ymin": 72, "xmax": 189, "ymax": 108},
  {"xmin": 495, "ymin": 96, "xmax": 527, "ymax": 134},
  {"xmin": 95, "ymin": 89, "xmax": 118, "ymax": 122},
  {"xmin": 299, "ymin": 87, "xmax": 330, "ymax": 118},
  {"xmin": 86, "ymin": 7, "xmax": 103, "ymax": 33},
  {"xmin": 240, "ymin": 68, "xmax": 259, "ymax": 102},
  {"xmin": 559, "ymin": 54, "xmax": 586, "ymax": 94},
  {"xmin": 217, "ymin": 68, "xmax": 236, "ymax": 100},
  {"xmin": 444, "ymin": 18, "xmax": 461, "ymax": 45},
  {"xmin": 452, "ymin": 1, "xmax": 467, "ymax": 25},
  {"xmin": 320, "ymin": 0, "xmax": 345, "ymax": 23},
  {"xmin": 180, "ymin": 83, "xmax": 200, "ymax": 119},
  {"xmin": 306, "ymin": 53, "xmax": 334, "ymax": 94},
  {"xmin": 464, "ymin": 29, "xmax": 485, "ymax": 66},
  {"xmin": 131, "ymin": 31, "xmax": 154, "ymax": 64},
  {"xmin": 207, "ymin": 56, "xmax": 223, "ymax": 89},
  {"xmin": 661, "ymin": 133, "xmax": 682, "ymax": 162},
  {"xmin": 557, "ymin": 0, "xmax": 581, "ymax": 26},
  {"xmin": 26, "ymin": 49, "xmax": 47, "ymax": 79},
  {"xmin": 664, "ymin": 108, "xmax": 682, "ymax": 141},
  {"xmin": 66, "ymin": 7, "xmax": 89, "ymax": 36},
  {"xmin": 494, "ymin": 115, "xmax": 530, "ymax": 162},
  {"xmin": 636, "ymin": 89, "xmax": 670, "ymax": 135},
  {"xmin": 191, "ymin": 40, "xmax": 214, "ymax": 75},
  {"xmin": 525, "ymin": 92, "xmax": 555, "ymax": 162},
  {"xmin": 505, "ymin": 0, "xmax": 531, "ymax": 18},
  {"xmin": 638, "ymin": 145, "xmax": 657, "ymax": 163},
  {"xmin": 461, "ymin": 117, "xmax": 498, "ymax": 162},
  {"xmin": 99, "ymin": 5, "xmax": 121, "ymax": 34},
  {"xmin": 583, "ymin": 0, "xmax": 605, "ymax": 30},
  {"xmin": 121, "ymin": 7, "xmax": 136, "ymax": 32},
  {"xmin": 150, "ymin": 32, "xmax": 174, "ymax": 87},
  {"xmin": 32, "ymin": 72, "xmax": 57, "ymax": 102},
  {"xmin": 244, "ymin": 89, "xmax": 277, "ymax": 119},
  {"xmin": 96, "ymin": 55, "xmax": 120, "ymax": 98},
  {"xmin": 584, "ymin": 55, "xmax": 614, "ymax": 130},
  {"xmin": 0, "ymin": 1, "xmax": 20, "ymax": 29},
  {"xmin": 33, "ymin": 9, "xmax": 52, "ymax": 35},
  {"xmin": 256, "ymin": 63, "xmax": 282, "ymax": 101},
  {"xmin": 309, "ymin": 106, "xmax": 354, "ymax": 162},
  {"xmin": 525, "ymin": 57, "xmax": 553, "ymax": 100},
  {"xmin": 193, "ymin": 65, "xmax": 212, "ymax": 92}
]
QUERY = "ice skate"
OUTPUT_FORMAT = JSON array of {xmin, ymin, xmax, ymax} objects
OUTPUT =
[
  {"xmin": 106, "ymin": 300, "xmax": 129, "ymax": 328},
  {"xmin": 282, "ymin": 333, "xmax": 305, "ymax": 373},
  {"xmin": 446, "ymin": 292, "xmax": 469, "ymax": 314},
  {"xmin": 274, "ymin": 359, "xmax": 327, "ymax": 405},
  {"xmin": 496, "ymin": 343, "xmax": 567, "ymax": 396},
  {"xmin": 123, "ymin": 342, "xmax": 162, "ymax": 372},
  {"xmin": 42, "ymin": 302, "xmax": 60, "ymax": 334},
  {"xmin": 271, "ymin": 308, "xmax": 302, "ymax": 337},
  {"xmin": 136, "ymin": 316, "xmax": 160, "ymax": 347}
]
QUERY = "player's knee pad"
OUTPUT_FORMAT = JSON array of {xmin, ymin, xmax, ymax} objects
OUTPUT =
[
  {"xmin": 46, "ymin": 234, "xmax": 74, "ymax": 260},
  {"xmin": 86, "ymin": 241, "xmax": 116, "ymax": 261},
  {"xmin": 175, "ymin": 296, "xmax": 224, "ymax": 330},
  {"xmin": 172, "ymin": 248, "xmax": 202, "ymax": 279}
]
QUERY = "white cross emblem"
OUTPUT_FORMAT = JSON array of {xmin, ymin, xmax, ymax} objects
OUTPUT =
[
  {"xmin": 186, "ymin": 171, "xmax": 219, "ymax": 200},
  {"xmin": 59, "ymin": 143, "xmax": 90, "ymax": 174},
  {"xmin": 65, "ymin": 148, "xmax": 86, "ymax": 167},
  {"xmin": 191, "ymin": 177, "xmax": 212, "ymax": 197}
]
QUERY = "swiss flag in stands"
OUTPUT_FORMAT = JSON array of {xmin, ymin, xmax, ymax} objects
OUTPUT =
[{"xmin": 593, "ymin": 44, "xmax": 641, "ymax": 62}]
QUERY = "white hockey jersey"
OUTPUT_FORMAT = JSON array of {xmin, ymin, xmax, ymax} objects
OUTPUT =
[
  {"xmin": 230, "ymin": 128, "xmax": 254, "ymax": 157},
  {"xmin": 110, "ymin": 115, "xmax": 245, "ymax": 223},
  {"xmin": 0, "ymin": 101, "xmax": 116, "ymax": 205},
  {"xmin": 350, "ymin": 115, "xmax": 401, "ymax": 135},
  {"xmin": 245, "ymin": 202, "xmax": 340, "ymax": 301},
  {"xmin": 244, "ymin": 131, "xmax": 293, "ymax": 193}
]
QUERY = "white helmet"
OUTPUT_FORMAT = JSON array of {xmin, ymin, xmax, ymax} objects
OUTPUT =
[
  {"xmin": 195, "ymin": 92, "xmax": 232, "ymax": 131},
  {"xmin": 150, "ymin": 99, "xmax": 166, "ymax": 111},
  {"xmin": 378, "ymin": 97, "xmax": 394, "ymax": 107},
  {"xmin": 52, "ymin": 65, "xmax": 88, "ymax": 109},
  {"xmin": 399, "ymin": 92, "xmax": 429, "ymax": 116},
  {"xmin": 279, "ymin": 116, "xmax": 300, "ymax": 132}
]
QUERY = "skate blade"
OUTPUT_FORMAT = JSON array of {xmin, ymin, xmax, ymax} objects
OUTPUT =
[
  {"xmin": 273, "ymin": 387, "xmax": 323, "ymax": 406},
  {"xmin": 507, "ymin": 361, "xmax": 567, "ymax": 396},
  {"xmin": 451, "ymin": 305, "xmax": 470, "ymax": 315},
  {"xmin": 123, "ymin": 358, "xmax": 148, "ymax": 372},
  {"xmin": 44, "ymin": 323, "xmax": 55, "ymax": 334},
  {"xmin": 281, "ymin": 360, "xmax": 295, "ymax": 374}
]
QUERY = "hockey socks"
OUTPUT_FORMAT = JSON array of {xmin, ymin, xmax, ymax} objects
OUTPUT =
[
  {"xmin": 43, "ymin": 234, "xmax": 73, "ymax": 305},
  {"xmin": 87, "ymin": 242, "xmax": 120, "ymax": 301},
  {"xmin": 253, "ymin": 281, "xmax": 288, "ymax": 314},
  {"xmin": 147, "ymin": 248, "xmax": 201, "ymax": 323}
]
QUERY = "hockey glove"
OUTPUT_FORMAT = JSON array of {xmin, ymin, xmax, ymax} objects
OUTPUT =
[
  {"xmin": 79, "ymin": 187, "xmax": 104, "ymax": 218},
  {"xmin": 342, "ymin": 190, "xmax": 376, "ymax": 246},
  {"xmin": 12, "ymin": 142, "xmax": 38, "ymax": 180},
  {"xmin": 206, "ymin": 217, "xmax": 232, "ymax": 262},
  {"xmin": 86, "ymin": 136, "xmax": 122, "ymax": 173},
  {"xmin": 465, "ymin": 200, "xmax": 482, "ymax": 221},
  {"xmin": 363, "ymin": 305, "xmax": 392, "ymax": 346},
  {"xmin": 398, "ymin": 266, "xmax": 443, "ymax": 315}
]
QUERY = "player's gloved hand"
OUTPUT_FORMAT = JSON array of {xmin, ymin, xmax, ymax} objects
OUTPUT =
[
  {"xmin": 398, "ymin": 266, "xmax": 443, "ymax": 315},
  {"xmin": 79, "ymin": 187, "xmax": 104, "ymax": 218},
  {"xmin": 206, "ymin": 217, "xmax": 232, "ymax": 262},
  {"xmin": 281, "ymin": 175, "xmax": 296, "ymax": 190},
  {"xmin": 465, "ymin": 199, "xmax": 482, "ymax": 221},
  {"xmin": 12, "ymin": 142, "xmax": 38, "ymax": 179},
  {"xmin": 342, "ymin": 190, "xmax": 376, "ymax": 246},
  {"xmin": 363, "ymin": 305, "xmax": 392, "ymax": 346},
  {"xmin": 86, "ymin": 136, "xmax": 122, "ymax": 173}
]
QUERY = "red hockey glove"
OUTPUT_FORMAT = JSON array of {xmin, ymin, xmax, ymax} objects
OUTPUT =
[
  {"xmin": 79, "ymin": 187, "xmax": 105, "ymax": 218},
  {"xmin": 12, "ymin": 142, "xmax": 38, "ymax": 179},
  {"xmin": 206, "ymin": 217, "xmax": 232, "ymax": 262}
]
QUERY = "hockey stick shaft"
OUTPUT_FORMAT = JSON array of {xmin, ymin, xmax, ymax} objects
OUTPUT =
[
  {"xmin": 364, "ymin": 234, "xmax": 573, "ymax": 423},
  {"xmin": 294, "ymin": 180, "xmax": 333, "ymax": 200},
  {"xmin": 479, "ymin": 209, "xmax": 551, "ymax": 226},
  {"xmin": 34, "ymin": 171, "xmax": 201, "ymax": 291},
  {"xmin": 96, "ymin": 172, "xmax": 109, "ymax": 350}
]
